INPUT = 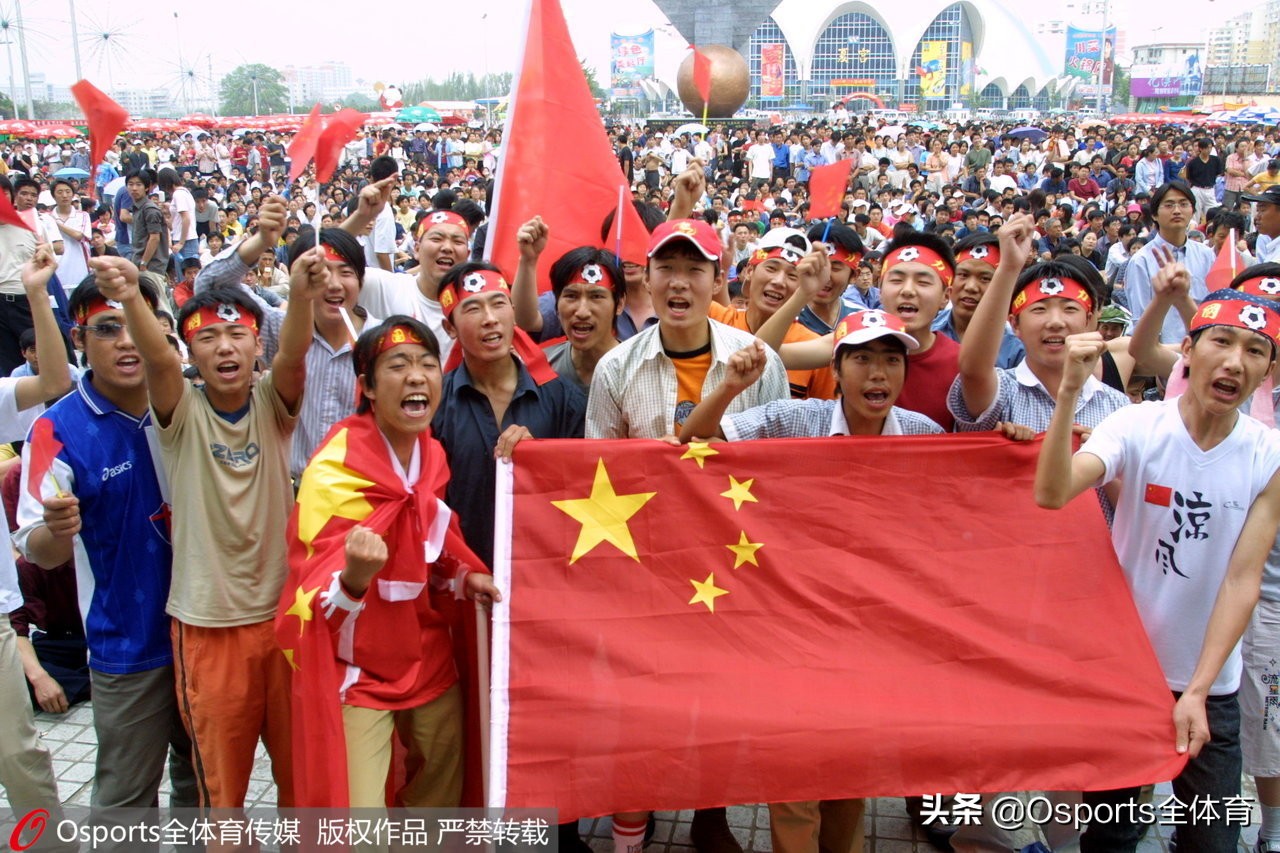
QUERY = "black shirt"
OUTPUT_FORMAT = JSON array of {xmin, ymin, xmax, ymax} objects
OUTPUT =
[{"xmin": 1184, "ymin": 155, "xmax": 1223, "ymax": 188}]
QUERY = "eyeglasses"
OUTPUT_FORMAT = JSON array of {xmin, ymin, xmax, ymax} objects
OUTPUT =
[
  {"xmin": 1158, "ymin": 200, "xmax": 1194, "ymax": 211},
  {"xmin": 81, "ymin": 322, "xmax": 126, "ymax": 339}
]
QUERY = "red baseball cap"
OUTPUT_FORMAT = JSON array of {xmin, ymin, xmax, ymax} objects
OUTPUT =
[{"xmin": 647, "ymin": 219, "xmax": 722, "ymax": 262}]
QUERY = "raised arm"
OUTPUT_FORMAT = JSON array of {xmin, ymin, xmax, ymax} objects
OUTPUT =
[
  {"xmin": 957, "ymin": 213, "xmax": 1034, "ymax": 417},
  {"xmin": 667, "ymin": 163, "xmax": 706, "ymax": 221},
  {"xmin": 91, "ymin": 256, "xmax": 185, "ymax": 425},
  {"xmin": 754, "ymin": 244, "xmax": 828, "ymax": 355},
  {"xmin": 1173, "ymin": 468, "xmax": 1280, "ymax": 757},
  {"xmin": 270, "ymin": 246, "xmax": 327, "ymax": 411},
  {"xmin": 338, "ymin": 175, "xmax": 396, "ymax": 238},
  {"xmin": 1034, "ymin": 333, "xmax": 1108, "ymax": 509},
  {"xmin": 1127, "ymin": 245, "xmax": 1194, "ymax": 377},
  {"xmin": 512, "ymin": 216, "xmax": 548, "ymax": 334},
  {"xmin": 195, "ymin": 196, "xmax": 287, "ymax": 295},
  {"xmin": 678, "ymin": 342, "xmax": 766, "ymax": 442},
  {"xmin": 14, "ymin": 246, "xmax": 72, "ymax": 410}
]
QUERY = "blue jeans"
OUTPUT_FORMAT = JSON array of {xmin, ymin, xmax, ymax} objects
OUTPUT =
[
  {"xmin": 1080, "ymin": 691, "xmax": 1241, "ymax": 853},
  {"xmin": 170, "ymin": 238, "xmax": 198, "ymax": 278}
]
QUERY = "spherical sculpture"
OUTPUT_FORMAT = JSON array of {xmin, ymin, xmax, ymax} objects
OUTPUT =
[{"xmin": 676, "ymin": 45, "xmax": 749, "ymax": 118}]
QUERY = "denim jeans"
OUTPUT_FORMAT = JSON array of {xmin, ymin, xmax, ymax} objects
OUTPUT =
[{"xmin": 1080, "ymin": 691, "xmax": 1241, "ymax": 853}]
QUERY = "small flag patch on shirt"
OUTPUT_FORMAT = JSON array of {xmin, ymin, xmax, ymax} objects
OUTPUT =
[{"xmin": 1144, "ymin": 483, "xmax": 1173, "ymax": 507}]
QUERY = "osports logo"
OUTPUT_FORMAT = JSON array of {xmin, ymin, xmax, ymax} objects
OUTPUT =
[{"xmin": 10, "ymin": 808, "xmax": 48, "ymax": 851}]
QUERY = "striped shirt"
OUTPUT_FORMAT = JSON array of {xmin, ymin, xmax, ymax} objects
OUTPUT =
[
  {"xmin": 947, "ymin": 360, "xmax": 1129, "ymax": 434},
  {"xmin": 587, "ymin": 320, "xmax": 788, "ymax": 439},
  {"xmin": 724, "ymin": 399, "xmax": 942, "ymax": 441}
]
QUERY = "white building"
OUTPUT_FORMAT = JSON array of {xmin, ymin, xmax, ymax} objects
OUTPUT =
[{"xmin": 282, "ymin": 61, "xmax": 357, "ymax": 107}]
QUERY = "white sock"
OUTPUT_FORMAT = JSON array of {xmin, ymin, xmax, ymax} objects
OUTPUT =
[
  {"xmin": 1261, "ymin": 805, "xmax": 1280, "ymax": 843},
  {"xmin": 612, "ymin": 817, "xmax": 646, "ymax": 853}
]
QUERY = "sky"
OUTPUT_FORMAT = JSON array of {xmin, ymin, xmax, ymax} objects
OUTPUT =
[{"xmin": 0, "ymin": 0, "xmax": 1260, "ymax": 106}]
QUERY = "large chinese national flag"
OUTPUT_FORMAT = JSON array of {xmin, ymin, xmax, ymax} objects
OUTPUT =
[{"xmin": 490, "ymin": 435, "xmax": 1186, "ymax": 820}]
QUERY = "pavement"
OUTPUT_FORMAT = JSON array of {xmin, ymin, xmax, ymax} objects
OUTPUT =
[{"xmin": 0, "ymin": 700, "xmax": 1266, "ymax": 852}]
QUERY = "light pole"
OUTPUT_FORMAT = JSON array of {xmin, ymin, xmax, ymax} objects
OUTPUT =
[
  {"xmin": 14, "ymin": 0, "xmax": 32, "ymax": 119},
  {"xmin": 1095, "ymin": 0, "xmax": 1110, "ymax": 112},
  {"xmin": 250, "ymin": 73, "xmax": 260, "ymax": 116},
  {"xmin": 68, "ymin": 0, "xmax": 82, "ymax": 81}
]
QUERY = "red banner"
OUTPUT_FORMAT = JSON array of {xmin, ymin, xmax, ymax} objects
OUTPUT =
[
  {"xmin": 490, "ymin": 435, "xmax": 1185, "ymax": 820},
  {"xmin": 760, "ymin": 44, "xmax": 784, "ymax": 99}
]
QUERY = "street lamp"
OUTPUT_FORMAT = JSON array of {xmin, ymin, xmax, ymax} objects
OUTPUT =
[{"xmin": 250, "ymin": 73, "xmax": 260, "ymax": 115}]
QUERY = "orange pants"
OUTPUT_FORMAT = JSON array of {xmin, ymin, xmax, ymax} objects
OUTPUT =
[{"xmin": 172, "ymin": 619, "xmax": 294, "ymax": 809}]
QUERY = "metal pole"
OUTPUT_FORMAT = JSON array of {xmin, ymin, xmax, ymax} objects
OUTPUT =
[
  {"xmin": 3, "ymin": 40, "xmax": 14, "ymax": 119},
  {"xmin": 173, "ymin": 12, "xmax": 190, "ymax": 115},
  {"xmin": 1096, "ymin": 0, "xmax": 1109, "ymax": 112},
  {"xmin": 68, "ymin": 0, "xmax": 82, "ymax": 81},
  {"xmin": 14, "ymin": 0, "xmax": 32, "ymax": 119},
  {"xmin": 251, "ymin": 76, "xmax": 259, "ymax": 116},
  {"xmin": 209, "ymin": 56, "xmax": 217, "ymax": 116}
]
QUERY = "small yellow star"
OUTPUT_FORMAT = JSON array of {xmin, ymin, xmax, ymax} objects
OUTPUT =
[
  {"xmin": 689, "ymin": 572, "xmax": 729, "ymax": 612},
  {"xmin": 284, "ymin": 585, "xmax": 320, "ymax": 635},
  {"xmin": 720, "ymin": 475, "xmax": 758, "ymax": 511},
  {"xmin": 680, "ymin": 441, "xmax": 719, "ymax": 469},
  {"xmin": 552, "ymin": 459, "xmax": 657, "ymax": 563},
  {"xmin": 281, "ymin": 648, "xmax": 299, "ymax": 671},
  {"xmin": 726, "ymin": 531, "xmax": 763, "ymax": 568}
]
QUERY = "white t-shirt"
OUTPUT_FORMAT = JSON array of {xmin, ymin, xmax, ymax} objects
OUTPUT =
[
  {"xmin": 170, "ymin": 186, "xmax": 196, "ymax": 243},
  {"xmin": 356, "ymin": 268, "xmax": 452, "ymax": 363},
  {"xmin": 361, "ymin": 204, "xmax": 397, "ymax": 270},
  {"xmin": 747, "ymin": 143, "xmax": 775, "ymax": 180},
  {"xmin": 0, "ymin": 377, "xmax": 42, "ymax": 612},
  {"xmin": 1082, "ymin": 399, "xmax": 1280, "ymax": 694}
]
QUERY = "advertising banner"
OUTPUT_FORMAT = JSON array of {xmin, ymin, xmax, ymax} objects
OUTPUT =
[{"xmin": 610, "ymin": 31, "xmax": 654, "ymax": 99}]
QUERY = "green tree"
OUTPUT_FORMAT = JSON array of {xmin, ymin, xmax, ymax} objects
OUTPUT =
[
  {"xmin": 581, "ymin": 59, "xmax": 604, "ymax": 99},
  {"xmin": 219, "ymin": 64, "xmax": 288, "ymax": 116},
  {"xmin": 338, "ymin": 93, "xmax": 381, "ymax": 112},
  {"xmin": 1111, "ymin": 66, "xmax": 1130, "ymax": 111}
]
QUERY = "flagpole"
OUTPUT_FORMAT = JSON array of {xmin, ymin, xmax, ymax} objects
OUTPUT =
[
  {"xmin": 614, "ymin": 183, "xmax": 625, "ymax": 260},
  {"xmin": 477, "ymin": 598, "xmax": 491, "ymax": 804}
]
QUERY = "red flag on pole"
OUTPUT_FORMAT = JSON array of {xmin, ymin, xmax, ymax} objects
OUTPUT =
[
  {"xmin": 287, "ymin": 103, "xmax": 324, "ymax": 182},
  {"xmin": 26, "ymin": 418, "xmax": 63, "ymax": 501},
  {"xmin": 1206, "ymin": 227, "xmax": 1240, "ymax": 291},
  {"xmin": 484, "ymin": 0, "xmax": 636, "ymax": 290},
  {"xmin": 313, "ymin": 108, "xmax": 367, "ymax": 184},
  {"xmin": 70, "ymin": 80, "xmax": 129, "ymax": 201},
  {"xmin": 612, "ymin": 184, "xmax": 650, "ymax": 267},
  {"xmin": 0, "ymin": 183, "xmax": 34, "ymax": 232},
  {"xmin": 808, "ymin": 160, "xmax": 855, "ymax": 220},
  {"xmin": 490, "ymin": 436, "xmax": 1186, "ymax": 819},
  {"xmin": 691, "ymin": 46, "xmax": 713, "ymax": 105}
]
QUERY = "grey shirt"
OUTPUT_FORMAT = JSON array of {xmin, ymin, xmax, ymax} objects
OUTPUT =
[{"xmin": 130, "ymin": 197, "xmax": 170, "ymax": 275}]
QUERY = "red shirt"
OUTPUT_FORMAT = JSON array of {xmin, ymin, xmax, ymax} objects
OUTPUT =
[{"xmin": 896, "ymin": 332, "xmax": 960, "ymax": 431}]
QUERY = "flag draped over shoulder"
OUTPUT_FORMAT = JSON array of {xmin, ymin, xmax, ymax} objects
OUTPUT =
[
  {"xmin": 489, "ymin": 435, "xmax": 1187, "ymax": 820},
  {"xmin": 274, "ymin": 412, "xmax": 488, "ymax": 808},
  {"xmin": 484, "ymin": 0, "xmax": 636, "ymax": 288}
]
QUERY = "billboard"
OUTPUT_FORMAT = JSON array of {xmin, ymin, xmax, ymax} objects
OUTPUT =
[
  {"xmin": 918, "ymin": 41, "xmax": 948, "ymax": 99},
  {"xmin": 1131, "ymin": 52, "xmax": 1204, "ymax": 98},
  {"xmin": 1064, "ymin": 26, "xmax": 1116, "ymax": 84},
  {"xmin": 760, "ymin": 43, "xmax": 785, "ymax": 99},
  {"xmin": 960, "ymin": 41, "xmax": 974, "ymax": 96},
  {"xmin": 610, "ymin": 31, "xmax": 655, "ymax": 99}
]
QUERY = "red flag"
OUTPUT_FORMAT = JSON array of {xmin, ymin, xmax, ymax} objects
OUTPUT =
[
  {"xmin": 287, "ymin": 103, "xmax": 324, "ymax": 182},
  {"xmin": 275, "ymin": 413, "xmax": 488, "ymax": 807},
  {"xmin": 70, "ymin": 80, "xmax": 129, "ymax": 201},
  {"xmin": 808, "ymin": 160, "xmax": 855, "ymax": 220},
  {"xmin": 313, "ymin": 108, "xmax": 367, "ymax": 184},
  {"xmin": 691, "ymin": 46, "xmax": 713, "ymax": 105},
  {"xmin": 26, "ymin": 418, "xmax": 62, "ymax": 501},
  {"xmin": 612, "ymin": 185, "xmax": 649, "ymax": 267},
  {"xmin": 491, "ymin": 436, "xmax": 1186, "ymax": 819},
  {"xmin": 1206, "ymin": 227, "xmax": 1240, "ymax": 291},
  {"xmin": 0, "ymin": 182, "xmax": 34, "ymax": 232},
  {"xmin": 484, "ymin": 0, "xmax": 636, "ymax": 291}
]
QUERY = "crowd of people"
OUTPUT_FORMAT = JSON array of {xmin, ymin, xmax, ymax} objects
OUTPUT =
[{"xmin": 0, "ymin": 109, "xmax": 1279, "ymax": 853}]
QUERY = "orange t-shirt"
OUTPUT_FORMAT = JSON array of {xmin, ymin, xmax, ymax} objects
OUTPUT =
[
  {"xmin": 709, "ymin": 303, "xmax": 837, "ymax": 400},
  {"xmin": 671, "ymin": 347, "xmax": 714, "ymax": 432}
]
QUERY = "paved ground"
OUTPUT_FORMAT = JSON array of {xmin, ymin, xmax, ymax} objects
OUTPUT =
[{"xmin": 0, "ymin": 700, "xmax": 1265, "ymax": 852}]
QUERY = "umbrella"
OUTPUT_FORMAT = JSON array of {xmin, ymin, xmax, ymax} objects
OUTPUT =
[
  {"xmin": 180, "ymin": 113, "xmax": 216, "ymax": 127},
  {"xmin": 53, "ymin": 167, "xmax": 90, "ymax": 179},
  {"xmin": 0, "ymin": 119, "xmax": 36, "ymax": 135},
  {"xmin": 129, "ymin": 118, "xmax": 185, "ymax": 133},
  {"xmin": 396, "ymin": 105, "xmax": 441, "ymax": 123},
  {"xmin": 1077, "ymin": 118, "xmax": 1108, "ymax": 129},
  {"xmin": 413, "ymin": 122, "xmax": 440, "ymax": 132},
  {"xmin": 28, "ymin": 125, "xmax": 83, "ymax": 139},
  {"xmin": 102, "ymin": 176, "xmax": 126, "ymax": 198},
  {"xmin": 1007, "ymin": 126, "xmax": 1048, "ymax": 143},
  {"xmin": 876, "ymin": 125, "xmax": 907, "ymax": 139},
  {"xmin": 673, "ymin": 122, "xmax": 710, "ymax": 137}
]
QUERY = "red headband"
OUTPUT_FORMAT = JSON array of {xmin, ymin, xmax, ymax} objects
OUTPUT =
[
  {"xmin": 749, "ymin": 246, "xmax": 804, "ymax": 266},
  {"xmin": 956, "ymin": 244, "xmax": 1001, "ymax": 269},
  {"xmin": 321, "ymin": 243, "xmax": 346, "ymax": 264},
  {"xmin": 374, "ymin": 323, "xmax": 427, "ymax": 357},
  {"xmin": 181, "ymin": 302, "xmax": 259, "ymax": 342},
  {"xmin": 439, "ymin": 269, "xmax": 511, "ymax": 319},
  {"xmin": 1010, "ymin": 277, "xmax": 1094, "ymax": 315},
  {"xmin": 418, "ymin": 210, "xmax": 470, "ymax": 239},
  {"xmin": 1191, "ymin": 298, "xmax": 1280, "ymax": 346},
  {"xmin": 74, "ymin": 295, "xmax": 124, "ymax": 326},
  {"xmin": 882, "ymin": 244, "xmax": 954, "ymax": 287},
  {"xmin": 568, "ymin": 263, "xmax": 616, "ymax": 290},
  {"xmin": 1236, "ymin": 275, "xmax": 1280, "ymax": 300},
  {"xmin": 824, "ymin": 243, "xmax": 863, "ymax": 268}
]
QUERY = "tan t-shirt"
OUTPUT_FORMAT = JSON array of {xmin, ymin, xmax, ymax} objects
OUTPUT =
[{"xmin": 158, "ymin": 372, "xmax": 298, "ymax": 627}]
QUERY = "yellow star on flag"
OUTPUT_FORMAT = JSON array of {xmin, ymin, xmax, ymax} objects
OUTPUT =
[
  {"xmin": 720, "ymin": 475, "xmax": 758, "ymax": 510},
  {"xmin": 282, "ymin": 648, "xmax": 299, "ymax": 671},
  {"xmin": 680, "ymin": 441, "xmax": 719, "ymax": 469},
  {"xmin": 689, "ymin": 572, "xmax": 729, "ymax": 612},
  {"xmin": 295, "ymin": 428, "xmax": 375, "ymax": 556},
  {"xmin": 726, "ymin": 531, "xmax": 763, "ymax": 568},
  {"xmin": 552, "ymin": 459, "xmax": 657, "ymax": 563},
  {"xmin": 284, "ymin": 585, "xmax": 320, "ymax": 635}
]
